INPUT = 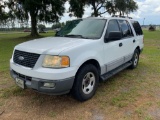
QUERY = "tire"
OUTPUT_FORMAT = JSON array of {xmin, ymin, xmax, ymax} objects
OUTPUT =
[
  {"xmin": 129, "ymin": 49, "xmax": 139, "ymax": 69},
  {"xmin": 71, "ymin": 64, "xmax": 99, "ymax": 102}
]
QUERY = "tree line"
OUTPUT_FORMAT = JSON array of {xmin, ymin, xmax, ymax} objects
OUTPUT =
[{"xmin": 0, "ymin": 0, "xmax": 138, "ymax": 36}]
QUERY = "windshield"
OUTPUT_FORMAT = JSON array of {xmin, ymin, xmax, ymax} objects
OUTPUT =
[{"xmin": 56, "ymin": 19, "xmax": 106, "ymax": 39}]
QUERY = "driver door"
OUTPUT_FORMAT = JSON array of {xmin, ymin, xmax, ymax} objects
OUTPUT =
[{"xmin": 103, "ymin": 19, "xmax": 125, "ymax": 72}]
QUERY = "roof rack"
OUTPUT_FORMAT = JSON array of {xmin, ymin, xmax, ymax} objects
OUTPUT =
[{"xmin": 112, "ymin": 15, "xmax": 132, "ymax": 19}]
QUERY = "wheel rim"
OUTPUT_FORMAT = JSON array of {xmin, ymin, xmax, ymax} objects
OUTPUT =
[
  {"xmin": 82, "ymin": 72, "xmax": 96, "ymax": 95},
  {"xmin": 134, "ymin": 53, "xmax": 138, "ymax": 66}
]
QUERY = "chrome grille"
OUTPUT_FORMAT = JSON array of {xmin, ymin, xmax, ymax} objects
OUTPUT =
[{"xmin": 13, "ymin": 50, "xmax": 40, "ymax": 68}]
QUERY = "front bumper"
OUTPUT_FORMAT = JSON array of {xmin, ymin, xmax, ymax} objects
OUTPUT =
[{"xmin": 10, "ymin": 69, "xmax": 75, "ymax": 95}]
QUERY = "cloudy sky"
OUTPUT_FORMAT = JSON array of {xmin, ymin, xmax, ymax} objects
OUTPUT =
[
  {"xmin": 3, "ymin": 0, "xmax": 160, "ymax": 26},
  {"xmin": 60, "ymin": 0, "xmax": 160, "ymax": 25}
]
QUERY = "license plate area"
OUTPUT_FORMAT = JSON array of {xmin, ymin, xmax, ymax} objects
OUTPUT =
[{"xmin": 16, "ymin": 78, "xmax": 25, "ymax": 89}]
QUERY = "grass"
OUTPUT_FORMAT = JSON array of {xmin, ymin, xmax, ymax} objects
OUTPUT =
[
  {"xmin": 49, "ymin": 111, "xmax": 57, "ymax": 118},
  {"xmin": 0, "ymin": 30, "xmax": 160, "ymax": 120},
  {"xmin": 0, "ymin": 86, "xmax": 26, "ymax": 99},
  {"xmin": 0, "ymin": 32, "xmax": 54, "ymax": 72},
  {"xmin": 111, "ymin": 88, "xmax": 138, "ymax": 108}
]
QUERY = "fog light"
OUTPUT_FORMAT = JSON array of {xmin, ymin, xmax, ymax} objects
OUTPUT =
[{"xmin": 43, "ymin": 83, "xmax": 55, "ymax": 88}]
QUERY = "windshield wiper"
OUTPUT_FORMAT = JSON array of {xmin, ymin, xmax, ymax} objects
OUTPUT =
[{"xmin": 64, "ymin": 34, "xmax": 90, "ymax": 39}]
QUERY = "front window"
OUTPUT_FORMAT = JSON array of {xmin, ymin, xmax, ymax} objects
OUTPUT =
[{"xmin": 56, "ymin": 19, "xmax": 107, "ymax": 39}]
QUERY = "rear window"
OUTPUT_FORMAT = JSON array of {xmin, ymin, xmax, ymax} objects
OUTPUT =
[{"xmin": 131, "ymin": 21, "xmax": 143, "ymax": 36}]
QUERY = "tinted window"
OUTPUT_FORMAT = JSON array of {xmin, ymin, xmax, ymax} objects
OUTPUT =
[
  {"xmin": 106, "ymin": 20, "xmax": 120, "ymax": 37},
  {"xmin": 131, "ymin": 21, "xmax": 143, "ymax": 35},
  {"xmin": 127, "ymin": 21, "xmax": 134, "ymax": 36},
  {"xmin": 118, "ymin": 20, "xmax": 133, "ymax": 37}
]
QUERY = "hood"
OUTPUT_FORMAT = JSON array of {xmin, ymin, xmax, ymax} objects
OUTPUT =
[{"xmin": 15, "ymin": 37, "xmax": 91, "ymax": 55}]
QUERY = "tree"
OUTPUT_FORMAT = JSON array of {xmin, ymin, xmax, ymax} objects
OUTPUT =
[
  {"xmin": 114, "ymin": 0, "xmax": 138, "ymax": 16},
  {"xmin": 61, "ymin": 22, "xmax": 65, "ymax": 27},
  {"xmin": 0, "ymin": 1, "xmax": 10, "ymax": 29},
  {"xmin": 6, "ymin": 10, "xmax": 16, "ymax": 29},
  {"xmin": 69, "ymin": 0, "xmax": 85, "ymax": 18},
  {"xmin": 126, "ymin": 0, "xmax": 138, "ymax": 15},
  {"xmin": 0, "ymin": 3, "xmax": 4, "ymax": 15},
  {"xmin": 0, "ymin": 1, "xmax": 5, "ymax": 22},
  {"xmin": 87, "ymin": 0, "xmax": 111, "ymax": 17},
  {"xmin": 69, "ymin": 0, "xmax": 110, "ymax": 17},
  {"xmin": 69, "ymin": 0, "xmax": 138, "ymax": 17},
  {"xmin": 38, "ymin": 24, "xmax": 46, "ymax": 31},
  {"xmin": 52, "ymin": 23, "xmax": 61, "ymax": 29},
  {"xmin": 7, "ymin": 0, "xmax": 66, "ymax": 36},
  {"xmin": 69, "ymin": 0, "xmax": 119, "ymax": 17}
]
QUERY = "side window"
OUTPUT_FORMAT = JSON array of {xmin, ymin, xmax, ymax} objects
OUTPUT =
[
  {"xmin": 131, "ymin": 21, "xmax": 143, "ymax": 36},
  {"xmin": 106, "ymin": 20, "xmax": 120, "ymax": 38},
  {"xmin": 127, "ymin": 21, "xmax": 134, "ymax": 36},
  {"xmin": 118, "ymin": 20, "xmax": 133, "ymax": 38}
]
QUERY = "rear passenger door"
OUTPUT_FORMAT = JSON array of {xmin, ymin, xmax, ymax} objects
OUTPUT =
[{"xmin": 117, "ymin": 20, "xmax": 135, "ymax": 62}]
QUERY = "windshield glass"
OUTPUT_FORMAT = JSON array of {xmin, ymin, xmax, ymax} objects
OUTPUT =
[{"xmin": 56, "ymin": 19, "xmax": 106, "ymax": 39}]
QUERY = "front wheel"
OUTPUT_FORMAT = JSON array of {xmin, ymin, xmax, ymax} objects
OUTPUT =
[
  {"xmin": 71, "ymin": 64, "xmax": 99, "ymax": 101},
  {"xmin": 129, "ymin": 49, "xmax": 139, "ymax": 69}
]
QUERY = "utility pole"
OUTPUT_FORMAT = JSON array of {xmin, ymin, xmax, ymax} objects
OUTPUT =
[{"xmin": 143, "ymin": 18, "xmax": 145, "ymax": 26}]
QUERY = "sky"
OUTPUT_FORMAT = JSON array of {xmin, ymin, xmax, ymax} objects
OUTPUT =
[
  {"xmin": 60, "ymin": 0, "xmax": 160, "ymax": 25},
  {"xmin": 2, "ymin": 0, "xmax": 160, "ymax": 26}
]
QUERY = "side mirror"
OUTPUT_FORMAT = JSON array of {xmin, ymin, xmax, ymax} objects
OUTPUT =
[{"xmin": 105, "ymin": 31, "xmax": 122, "ymax": 42}]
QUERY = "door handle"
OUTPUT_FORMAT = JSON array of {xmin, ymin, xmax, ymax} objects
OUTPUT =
[
  {"xmin": 119, "ymin": 43, "xmax": 123, "ymax": 47},
  {"xmin": 133, "ymin": 40, "xmax": 136, "ymax": 43}
]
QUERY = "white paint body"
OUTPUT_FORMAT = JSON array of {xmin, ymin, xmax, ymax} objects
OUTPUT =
[{"xmin": 10, "ymin": 17, "xmax": 144, "ymax": 80}]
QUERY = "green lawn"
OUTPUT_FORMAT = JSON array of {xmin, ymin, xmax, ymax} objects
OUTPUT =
[
  {"xmin": 0, "ymin": 30, "xmax": 160, "ymax": 120},
  {"xmin": 0, "ymin": 32, "xmax": 54, "ymax": 72}
]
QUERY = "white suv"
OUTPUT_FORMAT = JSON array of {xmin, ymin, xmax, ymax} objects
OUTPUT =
[{"xmin": 10, "ymin": 17, "xmax": 144, "ymax": 101}]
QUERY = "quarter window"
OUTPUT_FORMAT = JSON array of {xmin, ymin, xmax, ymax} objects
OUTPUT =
[
  {"xmin": 131, "ymin": 21, "xmax": 143, "ymax": 35},
  {"xmin": 118, "ymin": 20, "xmax": 133, "ymax": 38}
]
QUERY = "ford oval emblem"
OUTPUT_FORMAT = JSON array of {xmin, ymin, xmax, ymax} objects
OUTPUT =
[{"xmin": 18, "ymin": 56, "xmax": 24, "ymax": 61}]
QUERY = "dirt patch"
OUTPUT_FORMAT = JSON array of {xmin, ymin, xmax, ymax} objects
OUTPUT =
[
  {"xmin": 0, "ymin": 72, "xmax": 14, "ymax": 90},
  {"xmin": 148, "ymin": 108, "xmax": 160, "ymax": 120}
]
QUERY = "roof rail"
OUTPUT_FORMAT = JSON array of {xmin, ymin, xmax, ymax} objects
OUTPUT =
[{"xmin": 112, "ymin": 15, "xmax": 132, "ymax": 19}]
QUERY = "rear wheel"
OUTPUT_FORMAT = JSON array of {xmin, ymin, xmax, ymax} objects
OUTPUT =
[
  {"xmin": 129, "ymin": 49, "xmax": 139, "ymax": 69},
  {"xmin": 71, "ymin": 64, "xmax": 99, "ymax": 101}
]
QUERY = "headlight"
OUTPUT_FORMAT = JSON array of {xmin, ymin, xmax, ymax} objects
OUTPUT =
[{"xmin": 42, "ymin": 55, "xmax": 70, "ymax": 68}]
